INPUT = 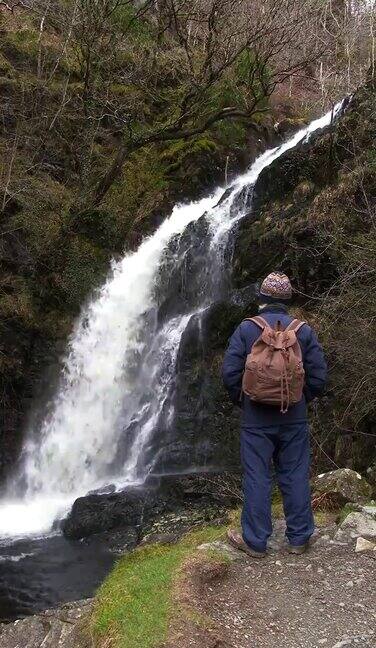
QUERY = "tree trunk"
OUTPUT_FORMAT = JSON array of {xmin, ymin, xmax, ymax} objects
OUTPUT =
[{"xmin": 92, "ymin": 142, "xmax": 138, "ymax": 207}]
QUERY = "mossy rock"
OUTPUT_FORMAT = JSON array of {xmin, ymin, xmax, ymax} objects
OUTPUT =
[
  {"xmin": 366, "ymin": 464, "xmax": 376, "ymax": 497},
  {"xmin": 312, "ymin": 468, "xmax": 372, "ymax": 505},
  {"xmin": 2, "ymin": 29, "xmax": 40, "ymax": 68},
  {"xmin": 275, "ymin": 117, "xmax": 308, "ymax": 136},
  {"xmin": 337, "ymin": 502, "xmax": 360, "ymax": 525}
]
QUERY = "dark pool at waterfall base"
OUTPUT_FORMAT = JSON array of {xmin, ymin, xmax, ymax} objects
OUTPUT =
[{"xmin": 0, "ymin": 534, "xmax": 115, "ymax": 621}]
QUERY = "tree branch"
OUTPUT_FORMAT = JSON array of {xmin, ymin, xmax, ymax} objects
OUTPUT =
[{"xmin": 92, "ymin": 105, "xmax": 262, "ymax": 207}]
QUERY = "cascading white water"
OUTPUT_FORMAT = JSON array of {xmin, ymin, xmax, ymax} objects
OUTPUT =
[{"xmin": 0, "ymin": 101, "xmax": 344, "ymax": 538}]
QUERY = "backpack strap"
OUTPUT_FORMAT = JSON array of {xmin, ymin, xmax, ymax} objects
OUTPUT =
[
  {"xmin": 285, "ymin": 318, "xmax": 306, "ymax": 333},
  {"xmin": 243, "ymin": 316, "xmax": 270, "ymax": 330}
]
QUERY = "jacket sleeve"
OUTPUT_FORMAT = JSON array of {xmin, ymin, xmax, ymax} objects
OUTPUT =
[
  {"xmin": 301, "ymin": 327, "xmax": 328, "ymax": 402},
  {"xmin": 222, "ymin": 324, "xmax": 248, "ymax": 405}
]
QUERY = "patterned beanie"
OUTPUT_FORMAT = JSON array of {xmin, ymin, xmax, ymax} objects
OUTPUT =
[{"xmin": 259, "ymin": 272, "xmax": 292, "ymax": 302}]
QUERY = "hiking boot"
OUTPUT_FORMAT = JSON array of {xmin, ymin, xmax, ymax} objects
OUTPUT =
[
  {"xmin": 227, "ymin": 529, "xmax": 266, "ymax": 558},
  {"xmin": 287, "ymin": 543, "xmax": 309, "ymax": 555}
]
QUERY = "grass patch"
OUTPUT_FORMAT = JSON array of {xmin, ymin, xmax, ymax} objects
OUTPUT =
[
  {"xmin": 272, "ymin": 487, "xmax": 284, "ymax": 518},
  {"xmin": 91, "ymin": 525, "xmax": 227, "ymax": 648}
]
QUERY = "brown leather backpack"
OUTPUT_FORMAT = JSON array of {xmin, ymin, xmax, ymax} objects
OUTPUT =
[{"xmin": 242, "ymin": 316, "xmax": 306, "ymax": 413}]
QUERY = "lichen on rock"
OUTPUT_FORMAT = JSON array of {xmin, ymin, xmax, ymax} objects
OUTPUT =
[{"xmin": 312, "ymin": 468, "xmax": 373, "ymax": 507}]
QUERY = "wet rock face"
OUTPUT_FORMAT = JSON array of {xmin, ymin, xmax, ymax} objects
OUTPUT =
[
  {"xmin": 0, "ymin": 328, "xmax": 61, "ymax": 486},
  {"xmin": 312, "ymin": 468, "xmax": 373, "ymax": 506},
  {"xmin": 61, "ymin": 485, "xmax": 175, "ymax": 540},
  {"xmin": 151, "ymin": 301, "xmax": 246, "ymax": 475},
  {"xmin": 61, "ymin": 475, "xmax": 234, "ymax": 541}
]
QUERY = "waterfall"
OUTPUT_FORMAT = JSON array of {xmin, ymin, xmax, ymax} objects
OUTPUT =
[{"xmin": 0, "ymin": 102, "xmax": 345, "ymax": 539}]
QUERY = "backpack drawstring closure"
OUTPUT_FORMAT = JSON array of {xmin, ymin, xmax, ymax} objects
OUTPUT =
[{"xmin": 280, "ymin": 349, "xmax": 290, "ymax": 414}]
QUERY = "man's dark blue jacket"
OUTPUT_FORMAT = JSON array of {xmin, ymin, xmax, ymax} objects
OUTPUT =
[{"xmin": 222, "ymin": 304, "xmax": 328, "ymax": 426}]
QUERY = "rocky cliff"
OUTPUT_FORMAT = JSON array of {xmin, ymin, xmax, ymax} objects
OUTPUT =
[{"xmin": 170, "ymin": 81, "xmax": 376, "ymax": 475}]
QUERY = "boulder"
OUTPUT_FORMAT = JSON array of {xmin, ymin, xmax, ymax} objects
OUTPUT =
[
  {"xmin": 334, "ymin": 508, "xmax": 376, "ymax": 543},
  {"xmin": 84, "ymin": 525, "xmax": 140, "ymax": 554},
  {"xmin": 61, "ymin": 475, "xmax": 231, "ymax": 540},
  {"xmin": 311, "ymin": 468, "xmax": 372, "ymax": 506},
  {"xmin": 362, "ymin": 504, "xmax": 376, "ymax": 517},
  {"xmin": 198, "ymin": 540, "xmax": 243, "ymax": 562},
  {"xmin": 62, "ymin": 486, "xmax": 173, "ymax": 540},
  {"xmin": 274, "ymin": 117, "xmax": 308, "ymax": 137},
  {"xmin": 355, "ymin": 537, "xmax": 376, "ymax": 553}
]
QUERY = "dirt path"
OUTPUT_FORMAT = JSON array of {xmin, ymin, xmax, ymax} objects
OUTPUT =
[{"xmin": 165, "ymin": 521, "xmax": 376, "ymax": 648}]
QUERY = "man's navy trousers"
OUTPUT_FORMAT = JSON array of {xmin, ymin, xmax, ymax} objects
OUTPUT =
[{"xmin": 241, "ymin": 422, "xmax": 314, "ymax": 552}]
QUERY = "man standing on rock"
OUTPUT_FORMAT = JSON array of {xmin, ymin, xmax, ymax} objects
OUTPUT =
[{"xmin": 222, "ymin": 272, "xmax": 327, "ymax": 557}]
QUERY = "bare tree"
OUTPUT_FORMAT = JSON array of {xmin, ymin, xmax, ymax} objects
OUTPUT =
[
  {"xmin": 316, "ymin": 0, "xmax": 375, "ymax": 107},
  {"xmin": 83, "ymin": 0, "xmax": 327, "ymax": 206},
  {"xmin": 1, "ymin": 0, "xmax": 374, "ymax": 214}
]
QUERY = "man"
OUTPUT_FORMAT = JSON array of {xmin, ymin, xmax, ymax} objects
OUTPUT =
[{"xmin": 222, "ymin": 271, "xmax": 327, "ymax": 557}]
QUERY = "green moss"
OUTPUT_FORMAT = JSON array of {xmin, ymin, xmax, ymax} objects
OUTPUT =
[
  {"xmin": 337, "ymin": 502, "xmax": 358, "ymax": 525},
  {"xmin": 1, "ymin": 23, "xmax": 79, "ymax": 78},
  {"xmin": 161, "ymin": 136, "xmax": 218, "ymax": 169},
  {"xmin": 3, "ymin": 28, "xmax": 40, "ymax": 65},
  {"xmin": 104, "ymin": 145, "xmax": 169, "ymax": 232},
  {"xmin": 93, "ymin": 544, "xmax": 186, "ymax": 648},
  {"xmin": 91, "ymin": 525, "xmax": 227, "ymax": 648},
  {"xmin": 66, "ymin": 208, "xmax": 123, "ymax": 250},
  {"xmin": 8, "ymin": 174, "xmax": 70, "ymax": 259},
  {"xmin": 60, "ymin": 237, "xmax": 110, "ymax": 309},
  {"xmin": 214, "ymin": 120, "xmax": 247, "ymax": 148},
  {"xmin": 0, "ymin": 52, "xmax": 14, "ymax": 77},
  {"xmin": 111, "ymin": 4, "xmax": 153, "ymax": 42},
  {"xmin": 109, "ymin": 82, "xmax": 144, "ymax": 101}
]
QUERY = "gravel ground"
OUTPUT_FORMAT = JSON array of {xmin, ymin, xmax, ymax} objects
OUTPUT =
[{"xmin": 165, "ymin": 520, "xmax": 376, "ymax": 648}]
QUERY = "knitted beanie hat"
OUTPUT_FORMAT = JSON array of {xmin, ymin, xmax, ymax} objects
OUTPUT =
[{"xmin": 259, "ymin": 272, "xmax": 292, "ymax": 302}]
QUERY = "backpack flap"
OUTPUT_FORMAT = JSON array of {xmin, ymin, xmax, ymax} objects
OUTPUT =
[{"xmin": 242, "ymin": 316, "xmax": 306, "ymax": 412}]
